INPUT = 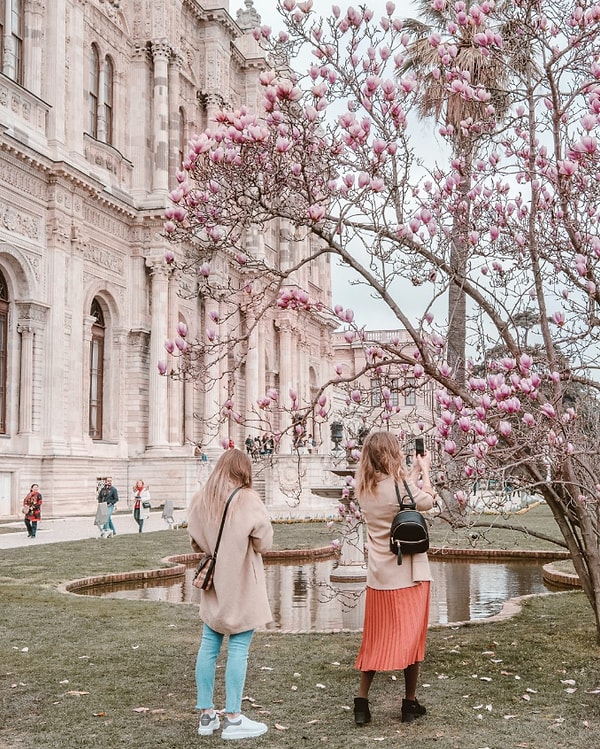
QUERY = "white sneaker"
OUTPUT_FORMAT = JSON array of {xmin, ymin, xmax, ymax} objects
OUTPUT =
[
  {"xmin": 198, "ymin": 711, "xmax": 220, "ymax": 736},
  {"xmin": 222, "ymin": 714, "xmax": 268, "ymax": 740}
]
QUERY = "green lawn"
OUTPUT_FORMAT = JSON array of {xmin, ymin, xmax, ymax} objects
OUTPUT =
[{"xmin": 1, "ymin": 509, "xmax": 598, "ymax": 748}]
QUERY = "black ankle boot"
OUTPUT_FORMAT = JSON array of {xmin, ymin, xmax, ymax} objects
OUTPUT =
[
  {"xmin": 354, "ymin": 697, "xmax": 371, "ymax": 726},
  {"xmin": 401, "ymin": 698, "xmax": 427, "ymax": 723}
]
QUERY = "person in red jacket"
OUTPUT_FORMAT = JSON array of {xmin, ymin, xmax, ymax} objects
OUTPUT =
[{"xmin": 22, "ymin": 484, "xmax": 42, "ymax": 538}]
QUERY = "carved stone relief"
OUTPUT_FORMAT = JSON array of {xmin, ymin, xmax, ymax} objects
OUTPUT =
[
  {"xmin": 1, "ymin": 206, "xmax": 40, "ymax": 241},
  {"xmin": 83, "ymin": 244, "xmax": 124, "ymax": 275},
  {"xmin": 0, "ymin": 160, "xmax": 47, "ymax": 200}
]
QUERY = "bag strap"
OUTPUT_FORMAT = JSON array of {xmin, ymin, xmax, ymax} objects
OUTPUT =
[
  {"xmin": 394, "ymin": 480, "xmax": 416, "ymax": 509},
  {"xmin": 212, "ymin": 486, "xmax": 242, "ymax": 560}
]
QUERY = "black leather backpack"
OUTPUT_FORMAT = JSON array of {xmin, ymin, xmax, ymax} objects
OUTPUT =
[{"xmin": 390, "ymin": 480, "xmax": 430, "ymax": 565}]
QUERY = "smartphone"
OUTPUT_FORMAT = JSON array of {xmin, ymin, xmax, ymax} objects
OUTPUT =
[{"xmin": 415, "ymin": 437, "xmax": 425, "ymax": 456}]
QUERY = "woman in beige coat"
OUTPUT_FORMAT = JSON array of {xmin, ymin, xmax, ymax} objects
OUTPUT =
[
  {"xmin": 187, "ymin": 449, "xmax": 273, "ymax": 740},
  {"xmin": 353, "ymin": 431, "xmax": 435, "ymax": 726}
]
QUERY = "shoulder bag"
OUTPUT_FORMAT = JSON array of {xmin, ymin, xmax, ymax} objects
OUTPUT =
[
  {"xmin": 389, "ymin": 479, "xmax": 430, "ymax": 565},
  {"xmin": 193, "ymin": 487, "xmax": 241, "ymax": 590}
]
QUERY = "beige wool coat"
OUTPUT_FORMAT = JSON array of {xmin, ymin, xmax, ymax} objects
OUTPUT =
[
  {"xmin": 358, "ymin": 475, "xmax": 435, "ymax": 590},
  {"xmin": 187, "ymin": 486, "xmax": 273, "ymax": 634}
]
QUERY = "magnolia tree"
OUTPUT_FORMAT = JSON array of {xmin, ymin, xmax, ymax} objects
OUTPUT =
[{"xmin": 163, "ymin": 0, "xmax": 600, "ymax": 636}]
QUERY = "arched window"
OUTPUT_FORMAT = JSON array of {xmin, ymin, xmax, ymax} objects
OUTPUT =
[
  {"xmin": 104, "ymin": 55, "xmax": 114, "ymax": 144},
  {"xmin": 89, "ymin": 45, "xmax": 100, "ymax": 138},
  {"xmin": 0, "ymin": 269, "xmax": 8, "ymax": 434},
  {"xmin": 89, "ymin": 299, "xmax": 105, "ymax": 440}
]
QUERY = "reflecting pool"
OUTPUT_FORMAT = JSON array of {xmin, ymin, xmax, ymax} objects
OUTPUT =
[{"xmin": 75, "ymin": 556, "xmax": 553, "ymax": 632}]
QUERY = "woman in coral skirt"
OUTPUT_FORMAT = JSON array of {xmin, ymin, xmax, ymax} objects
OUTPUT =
[{"xmin": 353, "ymin": 431, "xmax": 436, "ymax": 726}]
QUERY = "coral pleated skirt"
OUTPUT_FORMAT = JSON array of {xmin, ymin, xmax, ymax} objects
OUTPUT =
[{"xmin": 355, "ymin": 582, "xmax": 430, "ymax": 672}]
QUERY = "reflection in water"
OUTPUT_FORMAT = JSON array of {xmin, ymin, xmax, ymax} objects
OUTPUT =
[{"xmin": 76, "ymin": 557, "xmax": 552, "ymax": 632}]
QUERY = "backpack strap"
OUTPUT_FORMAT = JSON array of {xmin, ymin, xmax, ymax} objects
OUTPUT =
[
  {"xmin": 212, "ymin": 486, "xmax": 242, "ymax": 560},
  {"xmin": 395, "ymin": 479, "xmax": 416, "ymax": 509}
]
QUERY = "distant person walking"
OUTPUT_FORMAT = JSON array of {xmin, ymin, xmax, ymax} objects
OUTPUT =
[
  {"xmin": 22, "ymin": 484, "xmax": 42, "ymax": 538},
  {"xmin": 132, "ymin": 479, "xmax": 151, "ymax": 533},
  {"xmin": 353, "ymin": 431, "xmax": 436, "ymax": 726},
  {"xmin": 96, "ymin": 477, "xmax": 119, "ymax": 538},
  {"xmin": 187, "ymin": 449, "xmax": 273, "ymax": 740}
]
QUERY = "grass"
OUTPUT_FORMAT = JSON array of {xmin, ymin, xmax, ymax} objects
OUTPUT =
[{"xmin": 1, "ymin": 509, "xmax": 598, "ymax": 748}]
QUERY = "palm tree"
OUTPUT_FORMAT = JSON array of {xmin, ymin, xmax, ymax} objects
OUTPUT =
[{"xmin": 401, "ymin": 0, "xmax": 511, "ymax": 386}]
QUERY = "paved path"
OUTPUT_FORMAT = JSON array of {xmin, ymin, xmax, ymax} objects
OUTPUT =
[{"xmin": 0, "ymin": 508, "xmax": 187, "ymax": 550}]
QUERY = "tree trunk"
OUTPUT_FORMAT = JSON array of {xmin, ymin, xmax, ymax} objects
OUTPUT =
[{"xmin": 447, "ymin": 149, "xmax": 472, "ymax": 388}]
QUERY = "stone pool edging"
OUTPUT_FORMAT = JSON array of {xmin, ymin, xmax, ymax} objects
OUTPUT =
[
  {"xmin": 57, "ymin": 546, "xmax": 339, "ymax": 596},
  {"xmin": 58, "ymin": 545, "xmax": 581, "ymax": 629}
]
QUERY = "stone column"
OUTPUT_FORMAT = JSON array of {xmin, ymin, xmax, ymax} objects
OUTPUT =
[
  {"xmin": 277, "ymin": 320, "xmax": 293, "ymax": 452},
  {"xmin": 45, "ymin": 0, "xmax": 66, "ymax": 145},
  {"xmin": 167, "ymin": 271, "xmax": 182, "ymax": 445},
  {"xmin": 151, "ymin": 40, "xmax": 171, "ymax": 197},
  {"xmin": 96, "ymin": 63, "xmax": 108, "ymax": 143},
  {"xmin": 168, "ymin": 52, "xmax": 182, "ymax": 180},
  {"xmin": 203, "ymin": 297, "xmax": 222, "ymax": 448},
  {"xmin": 245, "ymin": 313, "xmax": 259, "ymax": 427},
  {"xmin": 81, "ymin": 315, "xmax": 94, "ymax": 439},
  {"xmin": 147, "ymin": 261, "xmax": 170, "ymax": 448},
  {"xmin": 15, "ymin": 301, "xmax": 48, "ymax": 439},
  {"xmin": 16, "ymin": 325, "xmax": 33, "ymax": 434},
  {"xmin": 2, "ymin": 0, "xmax": 15, "ymax": 78},
  {"xmin": 23, "ymin": 0, "xmax": 44, "ymax": 96}
]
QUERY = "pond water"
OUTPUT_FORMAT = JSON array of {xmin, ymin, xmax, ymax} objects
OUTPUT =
[{"xmin": 76, "ymin": 557, "xmax": 553, "ymax": 632}]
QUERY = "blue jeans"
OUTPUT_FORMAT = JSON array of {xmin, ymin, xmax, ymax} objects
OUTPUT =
[
  {"xmin": 195, "ymin": 624, "xmax": 254, "ymax": 714},
  {"xmin": 103, "ymin": 504, "xmax": 116, "ymax": 534}
]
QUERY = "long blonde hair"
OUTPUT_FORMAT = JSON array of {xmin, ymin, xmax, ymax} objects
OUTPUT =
[
  {"xmin": 354, "ymin": 431, "xmax": 406, "ymax": 497},
  {"xmin": 199, "ymin": 449, "xmax": 253, "ymax": 518}
]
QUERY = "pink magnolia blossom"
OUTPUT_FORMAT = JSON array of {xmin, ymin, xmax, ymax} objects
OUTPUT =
[
  {"xmin": 498, "ymin": 421, "xmax": 512, "ymax": 437},
  {"xmin": 308, "ymin": 204, "xmax": 326, "ymax": 221},
  {"xmin": 522, "ymin": 413, "xmax": 535, "ymax": 427},
  {"xmin": 458, "ymin": 416, "xmax": 471, "ymax": 433},
  {"xmin": 157, "ymin": 360, "xmax": 167, "ymax": 375},
  {"xmin": 444, "ymin": 439, "xmax": 457, "ymax": 455},
  {"xmin": 541, "ymin": 403, "xmax": 556, "ymax": 418}
]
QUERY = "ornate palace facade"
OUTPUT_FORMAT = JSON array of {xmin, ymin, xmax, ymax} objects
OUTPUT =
[{"xmin": 0, "ymin": 0, "xmax": 334, "ymax": 517}]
